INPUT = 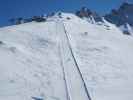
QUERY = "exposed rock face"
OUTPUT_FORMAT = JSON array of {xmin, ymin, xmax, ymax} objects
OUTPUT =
[
  {"xmin": 104, "ymin": 2, "xmax": 133, "ymax": 26},
  {"xmin": 75, "ymin": 3, "xmax": 133, "ymax": 35},
  {"xmin": 103, "ymin": 2, "xmax": 133, "ymax": 35},
  {"xmin": 76, "ymin": 7, "xmax": 103, "ymax": 23}
]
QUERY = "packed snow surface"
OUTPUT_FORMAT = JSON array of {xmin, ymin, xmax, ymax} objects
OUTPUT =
[{"xmin": 0, "ymin": 13, "xmax": 133, "ymax": 100}]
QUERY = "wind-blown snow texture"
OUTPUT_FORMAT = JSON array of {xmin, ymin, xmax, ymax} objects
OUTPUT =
[{"xmin": 0, "ymin": 13, "xmax": 133, "ymax": 100}]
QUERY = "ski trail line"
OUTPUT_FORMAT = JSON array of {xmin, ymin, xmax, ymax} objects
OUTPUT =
[
  {"xmin": 55, "ymin": 19, "xmax": 92, "ymax": 100},
  {"xmin": 58, "ymin": 42, "xmax": 71, "ymax": 100},
  {"xmin": 62, "ymin": 21, "xmax": 92, "ymax": 100}
]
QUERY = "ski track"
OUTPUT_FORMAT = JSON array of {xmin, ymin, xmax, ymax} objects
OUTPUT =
[{"xmin": 55, "ymin": 19, "xmax": 91, "ymax": 100}]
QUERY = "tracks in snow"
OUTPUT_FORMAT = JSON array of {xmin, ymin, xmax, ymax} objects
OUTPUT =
[{"xmin": 56, "ymin": 20, "xmax": 91, "ymax": 100}]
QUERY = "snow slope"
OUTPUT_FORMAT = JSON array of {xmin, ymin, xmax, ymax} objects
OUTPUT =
[
  {"xmin": 119, "ymin": 23, "xmax": 133, "ymax": 35},
  {"xmin": 0, "ymin": 13, "xmax": 133, "ymax": 100}
]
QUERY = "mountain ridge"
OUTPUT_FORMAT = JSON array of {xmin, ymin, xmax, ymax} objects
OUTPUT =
[{"xmin": 5, "ymin": 2, "xmax": 133, "ymax": 36}]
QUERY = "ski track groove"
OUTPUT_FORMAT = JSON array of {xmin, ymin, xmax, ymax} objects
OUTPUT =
[
  {"xmin": 62, "ymin": 21, "xmax": 92, "ymax": 100},
  {"xmin": 58, "ymin": 43, "xmax": 71, "ymax": 100},
  {"xmin": 56, "ymin": 22, "xmax": 71, "ymax": 100},
  {"xmin": 55, "ymin": 19, "xmax": 92, "ymax": 100}
]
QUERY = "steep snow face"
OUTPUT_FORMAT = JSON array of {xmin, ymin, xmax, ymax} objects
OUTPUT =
[
  {"xmin": 0, "ymin": 13, "xmax": 133, "ymax": 100},
  {"xmin": 119, "ymin": 23, "xmax": 133, "ymax": 35}
]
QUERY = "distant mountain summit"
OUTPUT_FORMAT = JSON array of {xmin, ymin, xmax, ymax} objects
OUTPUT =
[
  {"xmin": 105, "ymin": 2, "xmax": 133, "ymax": 26},
  {"xmin": 76, "ymin": 7, "xmax": 103, "ymax": 24},
  {"xmin": 7, "ymin": 2, "xmax": 133, "ymax": 36},
  {"xmin": 104, "ymin": 2, "xmax": 133, "ymax": 35},
  {"xmin": 75, "ymin": 2, "xmax": 133, "ymax": 35}
]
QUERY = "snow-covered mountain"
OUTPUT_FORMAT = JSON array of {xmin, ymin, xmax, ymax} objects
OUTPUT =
[
  {"xmin": 75, "ymin": 2, "xmax": 133, "ymax": 36},
  {"xmin": 105, "ymin": 2, "xmax": 133, "ymax": 35},
  {"xmin": 0, "ymin": 12, "xmax": 133, "ymax": 100}
]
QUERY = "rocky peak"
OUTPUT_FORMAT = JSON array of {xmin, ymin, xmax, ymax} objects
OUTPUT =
[
  {"xmin": 104, "ymin": 2, "xmax": 133, "ymax": 26},
  {"xmin": 76, "ymin": 7, "xmax": 103, "ymax": 23}
]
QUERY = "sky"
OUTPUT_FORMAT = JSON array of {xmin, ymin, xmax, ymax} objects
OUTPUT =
[{"xmin": 0, "ymin": 0, "xmax": 133, "ymax": 27}]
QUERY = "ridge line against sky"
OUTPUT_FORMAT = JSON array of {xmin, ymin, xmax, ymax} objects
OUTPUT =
[{"xmin": 0, "ymin": 0, "xmax": 133, "ymax": 27}]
